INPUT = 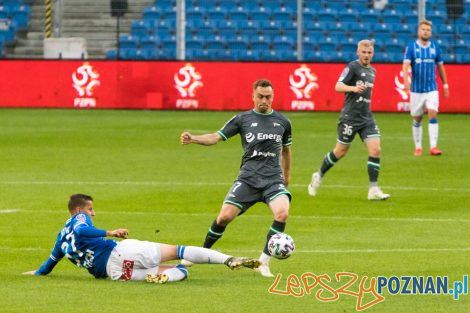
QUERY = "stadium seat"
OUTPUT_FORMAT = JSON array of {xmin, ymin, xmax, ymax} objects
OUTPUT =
[
  {"xmin": 217, "ymin": 0, "xmax": 237, "ymax": 13},
  {"xmin": 140, "ymin": 35, "xmax": 160, "ymax": 50},
  {"xmin": 11, "ymin": 5, "xmax": 30, "ymax": 30},
  {"xmin": 143, "ymin": 6, "xmax": 161, "ymax": 21},
  {"xmin": 119, "ymin": 34, "xmax": 139, "ymax": 49},
  {"xmin": 105, "ymin": 49, "xmax": 117, "ymax": 59}
]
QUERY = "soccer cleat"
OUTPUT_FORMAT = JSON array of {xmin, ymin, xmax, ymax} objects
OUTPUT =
[
  {"xmin": 180, "ymin": 259, "xmax": 194, "ymax": 267},
  {"xmin": 414, "ymin": 148, "xmax": 422, "ymax": 156},
  {"xmin": 307, "ymin": 172, "xmax": 322, "ymax": 196},
  {"xmin": 368, "ymin": 187, "xmax": 390, "ymax": 201},
  {"xmin": 430, "ymin": 147, "xmax": 442, "ymax": 156},
  {"xmin": 256, "ymin": 263, "xmax": 274, "ymax": 277},
  {"xmin": 146, "ymin": 273, "xmax": 169, "ymax": 284},
  {"xmin": 224, "ymin": 257, "xmax": 261, "ymax": 270}
]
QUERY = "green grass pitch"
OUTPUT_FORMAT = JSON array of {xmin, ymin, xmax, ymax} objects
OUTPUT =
[{"xmin": 0, "ymin": 108, "xmax": 469, "ymax": 313}]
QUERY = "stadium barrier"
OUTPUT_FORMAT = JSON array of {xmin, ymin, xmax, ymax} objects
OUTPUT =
[{"xmin": 0, "ymin": 60, "xmax": 467, "ymax": 112}]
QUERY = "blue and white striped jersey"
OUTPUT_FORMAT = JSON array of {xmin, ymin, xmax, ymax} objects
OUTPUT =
[{"xmin": 404, "ymin": 40, "xmax": 444, "ymax": 93}]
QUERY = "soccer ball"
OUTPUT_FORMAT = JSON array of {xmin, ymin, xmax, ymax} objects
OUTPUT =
[{"xmin": 268, "ymin": 233, "xmax": 295, "ymax": 259}]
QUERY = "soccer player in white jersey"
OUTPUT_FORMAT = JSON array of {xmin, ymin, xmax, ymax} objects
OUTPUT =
[
  {"xmin": 23, "ymin": 194, "xmax": 259, "ymax": 283},
  {"xmin": 403, "ymin": 20, "xmax": 449, "ymax": 156}
]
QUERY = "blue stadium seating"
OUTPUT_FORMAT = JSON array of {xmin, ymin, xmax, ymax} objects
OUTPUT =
[{"xmin": 112, "ymin": 0, "xmax": 469, "ymax": 62}]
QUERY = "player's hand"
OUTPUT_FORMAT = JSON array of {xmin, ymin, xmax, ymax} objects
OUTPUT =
[
  {"xmin": 180, "ymin": 132, "xmax": 193, "ymax": 145},
  {"xmin": 22, "ymin": 270, "xmax": 37, "ymax": 275},
  {"xmin": 443, "ymin": 85, "xmax": 449, "ymax": 98},
  {"xmin": 403, "ymin": 81, "xmax": 411, "ymax": 93},
  {"xmin": 354, "ymin": 85, "xmax": 367, "ymax": 93},
  {"xmin": 107, "ymin": 228, "xmax": 129, "ymax": 238}
]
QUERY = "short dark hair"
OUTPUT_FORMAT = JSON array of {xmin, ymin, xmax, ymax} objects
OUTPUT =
[
  {"xmin": 68, "ymin": 194, "xmax": 93, "ymax": 212},
  {"xmin": 253, "ymin": 79, "xmax": 273, "ymax": 90}
]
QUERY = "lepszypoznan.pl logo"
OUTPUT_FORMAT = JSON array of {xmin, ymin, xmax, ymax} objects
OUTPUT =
[{"xmin": 269, "ymin": 272, "xmax": 468, "ymax": 311}]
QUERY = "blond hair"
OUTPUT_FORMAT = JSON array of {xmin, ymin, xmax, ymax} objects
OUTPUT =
[
  {"xmin": 357, "ymin": 39, "xmax": 374, "ymax": 50},
  {"xmin": 418, "ymin": 20, "xmax": 433, "ymax": 28}
]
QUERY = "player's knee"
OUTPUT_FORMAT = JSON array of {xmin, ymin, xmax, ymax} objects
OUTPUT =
[
  {"xmin": 274, "ymin": 210, "xmax": 289, "ymax": 222},
  {"xmin": 216, "ymin": 214, "xmax": 234, "ymax": 226},
  {"xmin": 370, "ymin": 146, "xmax": 381, "ymax": 157}
]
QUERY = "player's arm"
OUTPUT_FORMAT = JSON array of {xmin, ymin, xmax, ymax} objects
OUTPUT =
[
  {"xmin": 437, "ymin": 63, "xmax": 449, "ymax": 97},
  {"xmin": 23, "ymin": 241, "xmax": 64, "ymax": 276},
  {"xmin": 180, "ymin": 132, "xmax": 223, "ymax": 146},
  {"xmin": 75, "ymin": 224, "xmax": 128, "ymax": 239},
  {"xmin": 281, "ymin": 145, "xmax": 291, "ymax": 186},
  {"xmin": 402, "ymin": 61, "xmax": 411, "ymax": 92},
  {"xmin": 335, "ymin": 82, "xmax": 366, "ymax": 94}
]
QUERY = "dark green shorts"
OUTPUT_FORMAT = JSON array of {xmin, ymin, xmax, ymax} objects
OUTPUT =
[
  {"xmin": 223, "ymin": 180, "xmax": 292, "ymax": 214},
  {"xmin": 336, "ymin": 121, "xmax": 381, "ymax": 145}
]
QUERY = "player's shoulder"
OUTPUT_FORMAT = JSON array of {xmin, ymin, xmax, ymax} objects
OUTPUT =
[
  {"xmin": 72, "ymin": 213, "xmax": 90, "ymax": 225},
  {"xmin": 347, "ymin": 60, "xmax": 363, "ymax": 73},
  {"xmin": 272, "ymin": 110, "xmax": 292, "ymax": 126}
]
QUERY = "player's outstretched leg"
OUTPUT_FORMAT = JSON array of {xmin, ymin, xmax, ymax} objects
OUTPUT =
[
  {"xmin": 146, "ymin": 265, "xmax": 188, "ymax": 284},
  {"xmin": 224, "ymin": 257, "xmax": 260, "ymax": 270}
]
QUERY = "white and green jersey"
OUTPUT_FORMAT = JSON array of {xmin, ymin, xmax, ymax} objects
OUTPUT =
[
  {"xmin": 338, "ymin": 60, "xmax": 376, "ymax": 126},
  {"xmin": 218, "ymin": 109, "xmax": 292, "ymax": 188}
]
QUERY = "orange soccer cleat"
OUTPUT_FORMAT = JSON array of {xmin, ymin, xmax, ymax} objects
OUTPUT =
[
  {"xmin": 414, "ymin": 148, "xmax": 422, "ymax": 156},
  {"xmin": 430, "ymin": 147, "xmax": 442, "ymax": 156}
]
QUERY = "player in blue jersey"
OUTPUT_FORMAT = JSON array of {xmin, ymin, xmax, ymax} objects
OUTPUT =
[
  {"xmin": 308, "ymin": 40, "xmax": 390, "ymax": 201},
  {"xmin": 403, "ymin": 20, "xmax": 449, "ymax": 156},
  {"xmin": 180, "ymin": 79, "xmax": 292, "ymax": 277},
  {"xmin": 23, "ymin": 194, "xmax": 260, "ymax": 283}
]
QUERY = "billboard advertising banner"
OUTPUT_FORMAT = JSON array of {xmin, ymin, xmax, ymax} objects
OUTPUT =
[{"xmin": 1, "ymin": 60, "xmax": 466, "ymax": 112}]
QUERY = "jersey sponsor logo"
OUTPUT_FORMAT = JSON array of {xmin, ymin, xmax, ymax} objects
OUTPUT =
[
  {"xmin": 72, "ymin": 62, "xmax": 100, "ymax": 108},
  {"xmin": 356, "ymin": 80, "xmax": 374, "ymax": 88},
  {"xmin": 356, "ymin": 96, "xmax": 371, "ymax": 103},
  {"xmin": 246, "ymin": 132, "xmax": 282, "ymax": 143},
  {"xmin": 245, "ymin": 132, "xmax": 255, "ymax": 143},
  {"xmin": 251, "ymin": 150, "xmax": 276, "ymax": 158},
  {"xmin": 250, "ymin": 122, "xmax": 258, "ymax": 127},
  {"xmin": 120, "ymin": 260, "xmax": 135, "ymax": 281},
  {"xmin": 257, "ymin": 133, "xmax": 282, "ymax": 142}
]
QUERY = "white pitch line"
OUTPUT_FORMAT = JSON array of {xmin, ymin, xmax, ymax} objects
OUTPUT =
[
  {"xmin": 225, "ymin": 248, "xmax": 470, "ymax": 254},
  {"xmin": 0, "ymin": 209, "xmax": 20, "ymax": 213},
  {"xmin": 3, "ymin": 246, "xmax": 470, "ymax": 254},
  {"xmin": 7, "ymin": 209, "xmax": 470, "ymax": 223},
  {"xmin": 0, "ymin": 180, "xmax": 469, "ymax": 193}
]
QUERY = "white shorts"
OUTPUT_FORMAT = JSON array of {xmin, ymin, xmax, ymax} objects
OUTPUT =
[
  {"xmin": 106, "ymin": 239, "xmax": 161, "ymax": 281},
  {"xmin": 410, "ymin": 91, "xmax": 439, "ymax": 117}
]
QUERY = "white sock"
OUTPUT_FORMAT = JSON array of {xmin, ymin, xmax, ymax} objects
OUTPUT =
[
  {"xmin": 412, "ymin": 122, "xmax": 422, "ymax": 149},
  {"xmin": 429, "ymin": 122, "xmax": 439, "ymax": 148},
  {"xmin": 180, "ymin": 246, "xmax": 230, "ymax": 264},
  {"xmin": 163, "ymin": 265, "xmax": 188, "ymax": 282},
  {"xmin": 259, "ymin": 252, "xmax": 270, "ymax": 265}
]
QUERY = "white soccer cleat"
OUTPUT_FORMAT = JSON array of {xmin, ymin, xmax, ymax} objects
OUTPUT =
[
  {"xmin": 180, "ymin": 259, "xmax": 194, "ymax": 267},
  {"xmin": 368, "ymin": 187, "xmax": 390, "ymax": 201},
  {"xmin": 256, "ymin": 263, "xmax": 274, "ymax": 277},
  {"xmin": 307, "ymin": 172, "xmax": 322, "ymax": 196}
]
